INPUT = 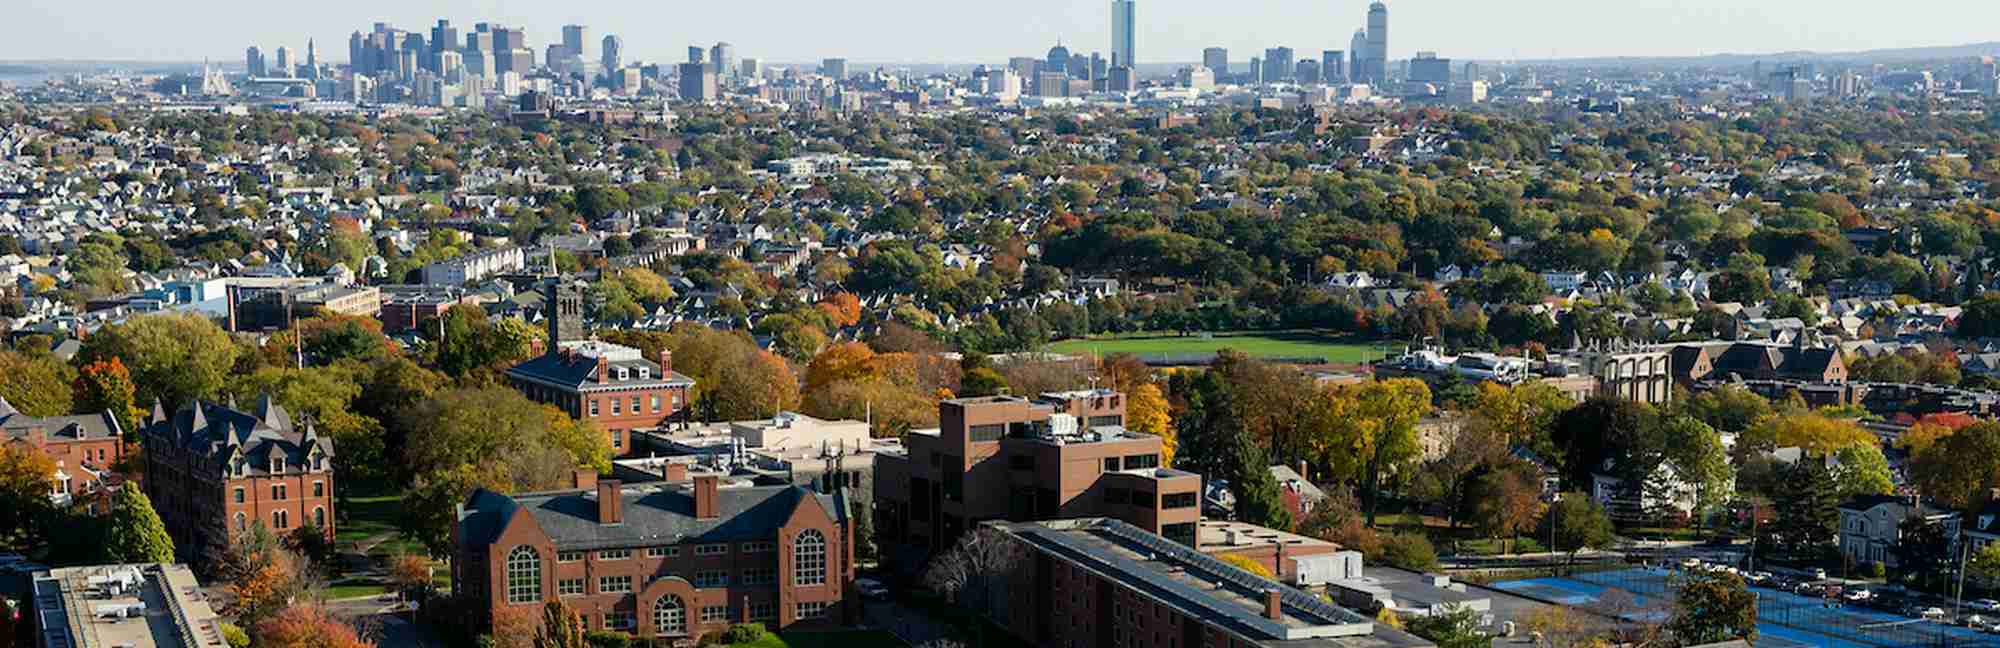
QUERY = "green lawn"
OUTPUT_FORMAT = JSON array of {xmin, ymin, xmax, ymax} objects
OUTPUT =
[
  {"xmin": 730, "ymin": 630, "xmax": 905, "ymax": 648},
  {"xmin": 324, "ymin": 578, "xmax": 389, "ymax": 601},
  {"xmin": 1045, "ymin": 331, "xmax": 1395, "ymax": 364},
  {"xmin": 336, "ymin": 493, "xmax": 424, "ymax": 557}
]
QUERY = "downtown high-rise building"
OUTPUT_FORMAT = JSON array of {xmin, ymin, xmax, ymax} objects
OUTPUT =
[
  {"xmin": 431, "ymin": 20, "xmax": 460, "ymax": 57},
  {"xmin": 1262, "ymin": 47, "xmax": 1294, "ymax": 83},
  {"xmin": 1362, "ymin": 1, "xmax": 1389, "ymax": 85},
  {"xmin": 822, "ymin": 57, "xmax": 849, "ymax": 80},
  {"xmin": 1322, "ymin": 50, "xmax": 1345, "ymax": 83},
  {"xmin": 601, "ymin": 35, "xmax": 623, "ymax": 72},
  {"xmin": 678, "ymin": 61, "xmax": 717, "ymax": 102},
  {"xmin": 1110, "ymin": 0, "xmax": 1136, "ymax": 68},
  {"xmin": 273, "ymin": 46, "xmax": 294, "ymax": 78},
  {"xmin": 562, "ymin": 25, "xmax": 590, "ymax": 62},
  {"xmin": 1349, "ymin": 30, "xmax": 1368, "ymax": 85},
  {"xmin": 245, "ymin": 47, "xmax": 266, "ymax": 77},
  {"xmin": 709, "ymin": 42, "xmax": 735, "ymax": 77},
  {"xmin": 1409, "ymin": 52, "xmax": 1451, "ymax": 85},
  {"xmin": 1202, "ymin": 47, "xmax": 1228, "ymax": 78}
]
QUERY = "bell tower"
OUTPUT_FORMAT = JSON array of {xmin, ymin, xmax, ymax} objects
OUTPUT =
[{"xmin": 547, "ymin": 280, "xmax": 587, "ymax": 347}]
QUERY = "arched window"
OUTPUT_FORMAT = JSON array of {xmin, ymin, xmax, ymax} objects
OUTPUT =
[
  {"xmin": 313, "ymin": 507, "xmax": 326, "ymax": 528},
  {"xmin": 506, "ymin": 546, "xmax": 541, "ymax": 604},
  {"xmin": 234, "ymin": 512, "xmax": 247, "ymax": 532},
  {"xmin": 654, "ymin": 595, "xmax": 686, "ymax": 635},
  {"xmin": 793, "ymin": 529, "xmax": 826, "ymax": 586},
  {"xmin": 273, "ymin": 510, "xmax": 289, "ymax": 530}
]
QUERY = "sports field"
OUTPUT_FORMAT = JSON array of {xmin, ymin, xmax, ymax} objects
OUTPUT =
[{"xmin": 1045, "ymin": 331, "xmax": 1396, "ymax": 364}]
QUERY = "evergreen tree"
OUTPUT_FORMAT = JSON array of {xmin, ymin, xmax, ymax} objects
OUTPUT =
[
  {"xmin": 1767, "ymin": 456, "xmax": 1839, "ymax": 561},
  {"xmin": 104, "ymin": 487, "xmax": 176, "ymax": 564},
  {"xmin": 1231, "ymin": 434, "xmax": 1293, "ymax": 531}
]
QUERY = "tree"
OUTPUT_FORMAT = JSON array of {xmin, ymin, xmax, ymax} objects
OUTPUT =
[
  {"xmin": 103, "ymin": 487, "xmax": 175, "ymax": 564},
  {"xmin": 0, "ymin": 349, "xmax": 76, "ymax": 416},
  {"xmin": 1218, "ymin": 553, "xmax": 1276, "ymax": 578},
  {"xmin": 535, "ymin": 599, "xmax": 589, "ymax": 648},
  {"xmin": 1658, "ymin": 416, "xmax": 1732, "ymax": 529},
  {"xmin": 924, "ymin": 528, "xmax": 1025, "ymax": 633},
  {"xmin": 1319, "ymin": 379, "xmax": 1432, "ymax": 526},
  {"xmin": 1830, "ymin": 444, "xmax": 1895, "ymax": 499},
  {"xmin": 959, "ymin": 367, "xmax": 1009, "ymax": 397},
  {"xmin": 1908, "ymin": 422, "xmax": 2000, "ymax": 509},
  {"xmin": 74, "ymin": 357, "xmax": 143, "ymax": 437},
  {"xmin": 1464, "ymin": 459, "xmax": 1544, "ymax": 554},
  {"xmin": 1540, "ymin": 492, "xmax": 1614, "ymax": 568},
  {"xmin": 1467, "ymin": 381, "xmax": 1574, "ymax": 446},
  {"xmin": 389, "ymin": 553, "xmax": 431, "ymax": 597},
  {"xmin": 1743, "ymin": 413, "xmax": 1873, "ymax": 455},
  {"xmin": 399, "ymin": 388, "xmax": 611, "ymax": 553},
  {"xmin": 1667, "ymin": 571, "xmax": 1757, "ymax": 646},
  {"xmin": 1406, "ymin": 604, "xmax": 1493, "ymax": 648},
  {"xmin": 255, "ymin": 604, "xmax": 375, "ymax": 648},
  {"xmin": 1767, "ymin": 457, "xmax": 1840, "ymax": 561},
  {"xmin": 1127, "ymin": 383, "xmax": 1174, "ymax": 466},
  {"xmin": 1523, "ymin": 605, "xmax": 1605, "ymax": 648},
  {"xmin": 1968, "ymin": 542, "xmax": 2000, "ymax": 582},
  {"xmin": 0, "ymin": 443, "xmax": 59, "ymax": 549},
  {"xmin": 1231, "ymin": 436, "xmax": 1294, "ymax": 531},
  {"xmin": 1546, "ymin": 398, "xmax": 1660, "ymax": 492},
  {"xmin": 1682, "ymin": 384, "xmax": 1773, "ymax": 434},
  {"xmin": 223, "ymin": 524, "xmax": 313, "ymax": 631},
  {"xmin": 75, "ymin": 313, "xmax": 239, "ymax": 407}
]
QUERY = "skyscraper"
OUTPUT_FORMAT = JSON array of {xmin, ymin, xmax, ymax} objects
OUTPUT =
[
  {"xmin": 431, "ymin": 21, "xmax": 460, "ymax": 55},
  {"xmin": 709, "ymin": 42, "xmax": 735, "ymax": 78},
  {"xmin": 678, "ymin": 62, "xmax": 717, "ymax": 102},
  {"xmin": 274, "ymin": 46, "xmax": 294, "ymax": 78},
  {"xmin": 1046, "ymin": 42, "xmax": 1071, "ymax": 79},
  {"xmin": 1409, "ymin": 52, "xmax": 1451, "ymax": 85},
  {"xmin": 1262, "ymin": 47, "xmax": 1295, "ymax": 83},
  {"xmin": 601, "ymin": 35, "xmax": 623, "ymax": 72},
  {"xmin": 1363, "ymin": 1, "xmax": 1389, "ymax": 85},
  {"xmin": 1322, "ymin": 50, "xmax": 1344, "ymax": 83},
  {"xmin": 562, "ymin": 25, "xmax": 590, "ymax": 62},
  {"xmin": 822, "ymin": 58, "xmax": 849, "ymax": 80},
  {"xmin": 1110, "ymin": 0, "xmax": 1136, "ymax": 68},
  {"xmin": 688, "ymin": 46, "xmax": 705, "ymax": 64},
  {"xmin": 305, "ymin": 39, "xmax": 318, "ymax": 78},
  {"xmin": 1349, "ymin": 30, "xmax": 1368, "ymax": 85},
  {"xmin": 1202, "ymin": 47, "xmax": 1228, "ymax": 79},
  {"xmin": 245, "ymin": 47, "xmax": 266, "ymax": 77}
]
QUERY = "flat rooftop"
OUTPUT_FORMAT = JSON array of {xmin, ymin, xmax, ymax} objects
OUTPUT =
[
  {"xmin": 995, "ymin": 519, "xmax": 1429, "ymax": 648},
  {"xmin": 33, "ymin": 563, "xmax": 227, "ymax": 648},
  {"xmin": 1199, "ymin": 519, "xmax": 1341, "ymax": 553}
]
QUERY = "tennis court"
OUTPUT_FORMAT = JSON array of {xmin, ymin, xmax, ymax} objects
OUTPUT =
[{"xmin": 1494, "ymin": 568, "xmax": 2000, "ymax": 648}]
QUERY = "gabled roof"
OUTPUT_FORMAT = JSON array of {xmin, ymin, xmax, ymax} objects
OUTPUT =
[{"xmin": 458, "ymin": 483, "xmax": 846, "ymax": 551}]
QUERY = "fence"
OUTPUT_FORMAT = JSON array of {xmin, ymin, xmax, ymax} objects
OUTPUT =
[{"xmin": 1567, "ymin": 568, "xmax": 1995, "ymax": 648}]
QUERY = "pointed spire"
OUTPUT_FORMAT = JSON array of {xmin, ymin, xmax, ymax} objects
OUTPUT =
[
  {"xmin": 189, "ymin": 401, "xmax": 210, "ymax": 437},
  {"xmin": 0, "ymin": 395, "xmax": 15, "ymax": 418},
  {"xmin": 150, "ymin": 399, "xmax": 164, "ymax": 425}
]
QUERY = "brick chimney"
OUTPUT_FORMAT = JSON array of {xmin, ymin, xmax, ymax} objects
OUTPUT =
[
  {"xmin": 596, "ymin": 354, "xmax": 611, "ymax": 384},
  {"xmin": 663, "ymin": 462, "xmax": 688, "ymax": 482},
  {"xmin": 597, "ymin": 479, "xmax": 623, "ymax": 525},
  {"xmin": 658, "ymin": 349, "xmax": 674, "ymax": 375},
  {"xmin": 1264, "ymin": 589, "xmax": 1283, "ymax": 621},
  {"xmin": 1297, "ymin": 460, "xmax": 1308, "ymax": 482},
  {"xmin": 571, "ymin": 469, "xmax": 598, "ymax": 490},
  {"xmin": 693, "ymin": 473, "xmax": 719, "ymax": 519}
]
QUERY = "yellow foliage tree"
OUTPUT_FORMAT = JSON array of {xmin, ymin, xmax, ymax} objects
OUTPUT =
[
  {"xmin": 1128, "ymin": 383, "xmax": 1175, "ymax": 465},
  {"xmin": 1746, "ymin": 413, "xmax": 1873, "ymax": 455},
  {"xmin": 1218, "ymin": 553, "xmax": 1274, "ymax": 579}
]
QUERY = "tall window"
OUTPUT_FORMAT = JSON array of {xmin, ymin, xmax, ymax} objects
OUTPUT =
[
  {"xmin": 313, "ymin": 507, "xmax": 325, "ymax": 528},
  {"xmin": 793, "ymin": 530, "xmax": 826, "ymax": 586},
  {"xmin": 273, "ymin": 510, "xmax": 289, "ymax": 530},
  {"xmin": 234, "ymin": 512, "xmax": 247, "ymax": 532},
  {"xmin": 654, "ymin": 595, "xmax": 686, "ymax": 636},
  {"xmin": 506, "ymin": 546, "xmax": 541, "ymax": 604}
]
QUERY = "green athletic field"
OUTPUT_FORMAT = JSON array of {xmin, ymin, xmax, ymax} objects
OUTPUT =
[{"xmin": 1045, "ymin": 332, "xmax": 1396, "ymax": 364}]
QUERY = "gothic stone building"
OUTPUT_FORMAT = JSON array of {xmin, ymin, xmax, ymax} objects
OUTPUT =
[
  {"xmin": 451, "ymin": 474, "xmax": 855, "ymax": 639},
  {"xmin": 141, "ymin": 397, "xmax": 336, "ymax": 563}
]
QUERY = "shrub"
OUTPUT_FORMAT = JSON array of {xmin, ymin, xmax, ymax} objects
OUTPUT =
[
  {"xmin": 722, "ymin": 623, "xmax": 766, "ymax": 644},
  {"xmin": 1381, "ymin": 533, "xmax": 1439, "ymax": 571},
  {"xmin": 585, "ymin": 630, "xmax": 633, "ymax": 648},
  {"xmin": 1218, "ymin": 553, "xmax": 1275, "ymax": 579},
  {"xmin": 220, "ymin": 622, "xmax": 250, "ymax": 648},
  {"xmin": 1867, "ymin": 560, "xmax": 1886, "ymax": 579}
]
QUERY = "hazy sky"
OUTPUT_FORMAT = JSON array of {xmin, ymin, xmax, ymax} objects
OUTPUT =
[{"xmin": 7, "ymin": 0, "xmax": 2000, "ymax": 64}]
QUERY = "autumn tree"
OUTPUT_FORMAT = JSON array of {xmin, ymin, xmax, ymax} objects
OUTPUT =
[
  {"xmin": 0, "ymin": 349, "xmax": 76, "ymax": 416},
  {"xmin": 0, "ymin": 443, "xmax": 59, "ymax": 549},
  {"xmin": 256, "ymin": 604, "xmax": 376, "ymax": 648},
  {"xmin": 1830, "ymin": 444, "xmax": 1895, "ymax": 500},
  {"xmin": 1318, "ymin": 379, "xmax": 1432, "ymax": 526},
  {"xmin": 389, "ymin": 553, "xmax": 431, "ymax": 597},
  {"xmin": 1908, "ymin": 422, "xmax": 2000, "ymax": 508},
  {"xmin": 73, "ymin": 357, "xmax": 143, "ymax": 436},
  {"xmin": 1668, "ymin": 571, "xmax": 1758, "ymax": 646},
  {"xmin": 1127, "ymin": 383, "xmax": 1174, "ymax": 465},
  {"xmin": 1464, "ymin": 458, "xmax": 1545, "ymax": 554},
  {"xmin": 1742, "ymin": 412, "xmax": 1873, "ymax": 456},
  {"xmin": 75, "ymin": 312, "xmax": 239, "ymax": 407},
  {"xmin": 223, "ymin": 524, "xmax": 313, "ymax": 631},
  {"xmin": 103, "ymin": 487, "xmax": 175, "ymax": 564},
  {"xmin": 399, "ymin": 388, "xmax": 611, "ymax": 553},
  {"xmin": 534, "ymin": 599, "xmax": 589, "ymax": 648}
]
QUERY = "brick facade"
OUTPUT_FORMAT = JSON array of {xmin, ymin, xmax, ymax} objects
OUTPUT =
[{"xmin": 141, "ymin": 398, "xmax": 336, "ymax": 564}]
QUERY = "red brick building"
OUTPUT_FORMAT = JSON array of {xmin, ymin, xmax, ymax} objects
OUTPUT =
[
  {"xmin": 140, "ymin": 397, "xmax": 337, "ymax": 564},
  {"xmin": 450, "ymin": 473, "xmax": 856, "ymax": 639},
  {"xmin": 507, "ymin": 281, "xmax": 694, "ymax": 455},
  {"xmin": 0, "ymin": 397, "xmax": 125, "ymax": 511},
  {"xmin": 872, "ymin": 391, "xmax": 1201, "ymax": 554}
]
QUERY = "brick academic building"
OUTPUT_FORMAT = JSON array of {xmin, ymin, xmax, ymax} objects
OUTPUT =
[
  {"xmin": 140, "ymin": 397, "xmax": 337, "ymax": 564},
  {"xmin": 873, "ymin": 390, "xmax": 1202, "ymax": 554},
  {"xmin": 508, "ymin": 280, "xmax": 695, "ymax": 455},
  {"xmin": 451, "ymin": 472, "xmax": 857, "ymax": 639}
]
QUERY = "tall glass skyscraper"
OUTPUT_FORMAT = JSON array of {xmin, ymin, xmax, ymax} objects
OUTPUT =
[
  {"xmin": 1110, "ymin": 0, "xmax": 1136, "ymax": 68},
  {"xmin": 1363, "ymin": 1, "xmax": 1389, "ymax": 85}
]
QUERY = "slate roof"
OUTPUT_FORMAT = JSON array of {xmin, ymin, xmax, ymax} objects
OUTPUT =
[
  {"xmin": 0, "ymin": 396, "xmax": 123, "ymax": 444},
  {"xmin": 506, "ymin": 345, "xmax": 696, "ymax": 392},
  {"xmin": 458, "ymin": 483, "xmax": 847, "ymax": 551},
  {"xmin": 145, "ymin": 395, "xmax": 335, "ymax": 475}
]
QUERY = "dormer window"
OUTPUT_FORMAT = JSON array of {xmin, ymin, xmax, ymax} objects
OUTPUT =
[
  {"xmin": 638, "ymin": 367, "xmax": 651, "ymax": 380},
  {"xmin": 270, "ymin": 456, "xmax": 284, "ymax": 474},
  {"xmin": 615, "ymin": 367, "xmax": 629, "ymax": 381}
]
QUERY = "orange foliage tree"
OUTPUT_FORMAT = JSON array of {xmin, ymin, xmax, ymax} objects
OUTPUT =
[{"xmin": 256, "ymin": 604, "xmax": 376, "ymax": 648}]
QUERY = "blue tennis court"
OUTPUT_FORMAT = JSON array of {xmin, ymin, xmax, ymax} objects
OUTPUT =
[{"xmin": 1494, "ymin": 568, "xmax": 2000, "ymax": 648}]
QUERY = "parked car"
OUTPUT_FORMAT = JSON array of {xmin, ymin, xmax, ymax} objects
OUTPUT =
[
  {"xmin": 1969, "ymin": 599, "xmax": 2000, "ymax": 613},
  {"xmin": 1844, "ymin": 589, "xmax": 1873, "ymax": 602},
  {"xmin": 856, "ymin": 578, "xmax": 890, "ymax": 600},
  {"xmin": 1921, "ymin": 607, "xmax": 1948, "ymax": 622},
  {"xmin": 1812, "ymin": 568, "xmax": 1828, "ymax": 580}
]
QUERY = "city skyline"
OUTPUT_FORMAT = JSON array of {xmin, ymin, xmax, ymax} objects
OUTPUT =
[{"xmin": 7, "ymin": 0, "xmax": 2000, "ymax": 65}]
